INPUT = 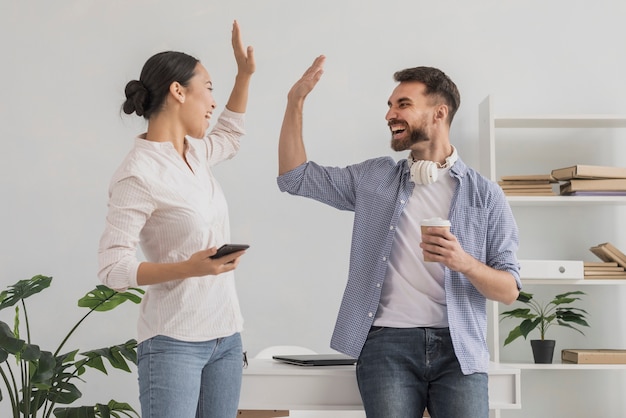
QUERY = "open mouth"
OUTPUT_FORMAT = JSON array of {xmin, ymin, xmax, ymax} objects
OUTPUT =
[{"xmin": 389, "ymin": 121, "xmax": 407, "ymax": 138}]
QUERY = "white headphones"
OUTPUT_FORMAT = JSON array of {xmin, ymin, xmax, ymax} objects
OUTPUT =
[{"xmin": 407, "ymin": 146, "xmax": 458, "ymax": 185}]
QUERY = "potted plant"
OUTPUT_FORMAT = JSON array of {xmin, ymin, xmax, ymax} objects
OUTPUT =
[
  {"xmin": 500, "ymin": 290, "xmax": 590, "ymax": 363},
  {"xmin": 0, "ymin": 274, "xmax": 144, "ymax": 417}
]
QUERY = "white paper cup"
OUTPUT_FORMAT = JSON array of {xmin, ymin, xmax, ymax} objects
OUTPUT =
[{"xmin": 420, "ymin": 217, "xmax": 451, "ymax": 262}]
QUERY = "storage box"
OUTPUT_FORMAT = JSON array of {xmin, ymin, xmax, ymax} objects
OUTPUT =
[
  {"xmin": 561, "ymin": 349, "xmax": 626, "ymax": 364},
  {"xmin": 519, "ymin": 259, "xmax": 584, "ymax": 280}
]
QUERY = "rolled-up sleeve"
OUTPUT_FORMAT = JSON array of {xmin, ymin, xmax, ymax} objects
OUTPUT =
[
  {"xmin": 203, "ymin": 109, "xmax": 246, "ymax": 165},
  {"xmin": 98, "ymin": 175, "xmax": 154, "ymax": 291}
]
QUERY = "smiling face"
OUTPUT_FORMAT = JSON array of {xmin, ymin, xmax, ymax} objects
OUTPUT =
[
  {"xmin": 179, "ymin": 63, "xmax": 217, "ymax": 138},
  {"xmin": 386, "ymin": 81, "xmax": 438, "ymax": 152}
]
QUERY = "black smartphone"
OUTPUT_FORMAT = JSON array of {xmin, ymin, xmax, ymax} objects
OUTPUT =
[{"xmin": 209, "ymin": 244, "xmax": 250, "ymax": 259}]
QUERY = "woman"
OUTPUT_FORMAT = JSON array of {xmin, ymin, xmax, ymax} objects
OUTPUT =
[{"xmin": 98, "ymin": 21, "xmax": 255, "ymax": 418}]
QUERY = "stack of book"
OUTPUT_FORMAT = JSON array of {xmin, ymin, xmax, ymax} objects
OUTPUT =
[
  {"xmin": 562, "ymin": 349, "xmax": 626, "ymax": 364},
  {"xmin": 587, "ymin": 242, "xmax": 626, "ymax": 279},
  {"xmin": 498, "ymin": 174, "xmax": 557, "ymax": 196},
  {"xmin": 583, "ymin": 261, "xmax": 626, "ymax": 279},
  {"xmin": 552, "ymin": 164, "xmax": 626, "ymax": 196}
]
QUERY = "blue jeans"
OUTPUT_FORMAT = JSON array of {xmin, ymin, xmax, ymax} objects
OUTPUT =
[
  {"xmin": 356, "ymin": 327, "xmax": 488, "ymax": 418},
  {"xmin": 137, "ymin": 333, "xmax": 243, "ymax": 418}
]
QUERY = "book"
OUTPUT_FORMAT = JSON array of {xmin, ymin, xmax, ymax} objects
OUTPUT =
[
  {"xmin": 562, "ymin": 349, "xmax": 626, "ymax": 364},
  {"xmin": 589, "ymin": 243, "xmax": 626, "ymax": 268},
  {"xmin": 566, "ymin": 191, "xmax": 626, "ymax": 196},
  {"xmin": 584, "ymin": 269, "xmax": 626, "ymax": 275},
  {"xmin": 599, "ymin": 242, "xmax": 626, "ymax": 268},
  {"xmin": 601, "ymin": 242, "xmax": 626, "ymax": 260},
  {"xmin": 500, "ymin": 174, "xmax": 555, "ymax": 182},
  {"xmin": 504, "ymin": 191, "xmax": 556, "ymax": 196},
  {"xmin": 499, "ymin": 183, "xmax": 554, "ymax": 190},
  {"xmin": 584, "ymin": 267, "xmax": 625, "ymax": 273},
  {"xmin": 498, "ymin": 180, "xmax": 553, "ymax": 186},
  {"xmin": 584, "ymin": 275, "xmax": 626, "ymax": 280},
  {"xmin": 551, "ymin": 164, "xmax": 626, "ymax": 181},
  {"xmin": 589, "ymin": 245, "xmax": 615, "ymax": 263},
  {"xmin": 583, "ymin": 261, "xmax": 619, "ymax": 267},
  {"xmin": 560, "ymin": 178, "xmax": 626, "ymax": 194}
]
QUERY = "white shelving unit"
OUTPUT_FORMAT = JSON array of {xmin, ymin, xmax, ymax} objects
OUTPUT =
[{"xmin": 479, "ymin": 95, "xmax": 626, "ymax": 415}]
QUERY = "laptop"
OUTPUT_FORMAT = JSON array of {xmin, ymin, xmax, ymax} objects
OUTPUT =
[{"xmin": 272, "ymin": 353, "xmax": 357, "ymax": 366}]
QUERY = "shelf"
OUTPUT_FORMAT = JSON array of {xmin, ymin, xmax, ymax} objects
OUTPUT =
[
  {"xmin": 506, "ymin": 196, "xmax": 626, "ymax": 206},
  {"xmin": 502, "ymin": 362, "xmax": 626, "ymax": 370},
  {"xmin": 493, "ymin": 115, "xmax": 626, "ymax": 129},
  {"xmin": 521, "ymin": 279, "xmax": 626, "ymax": 285},
  {"xmin": 483, "ymin": 95, "xmax": 626, "ymax": 416}
]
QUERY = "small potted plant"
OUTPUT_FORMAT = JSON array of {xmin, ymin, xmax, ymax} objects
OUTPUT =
[{"xmin": 500, "ymin": 290, "xmax": 590, "ymax": 363}]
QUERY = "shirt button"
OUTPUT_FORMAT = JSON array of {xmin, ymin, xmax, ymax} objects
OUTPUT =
[
  {"xmin": 389, "ymin": 226, "xmax": 394, "ymax": 230},
  {"xmin": 376, "ymin": 283, "xmax": 381, "ymax": 288},
  {"xmin": 400, "ymin": 200, "xmax": 406, "ymax": 204},
  {"xmin": 368, "ymin": 312, "xmax": 373, "ymax": 318},
  {"xmin": 382, "ymin": 256, "xmax": 387, "ymax": 261}
]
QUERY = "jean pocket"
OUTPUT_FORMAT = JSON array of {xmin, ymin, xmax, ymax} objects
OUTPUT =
[{"xmin": 367, "ymin": 326, "xmax": 386, "ymax": 338}]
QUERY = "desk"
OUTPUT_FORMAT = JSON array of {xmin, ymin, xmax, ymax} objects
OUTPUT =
[{"xmin": 239, "ymin": 359, "xmax": 521, "ymax": 416}]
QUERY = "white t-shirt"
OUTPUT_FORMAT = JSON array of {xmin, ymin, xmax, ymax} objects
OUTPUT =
[{"xmin": 374, "ymin": 166, "xmax": 455, "ymax": 328}]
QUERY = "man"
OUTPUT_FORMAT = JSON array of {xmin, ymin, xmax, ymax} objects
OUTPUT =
[{"xmin": 277, "ymin": 55, "xmax": 521, "ymax": 418}]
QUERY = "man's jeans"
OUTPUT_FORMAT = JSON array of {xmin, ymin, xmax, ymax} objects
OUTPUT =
[
  {"xmin": 356, "ymin": 326, "xmax": 488, "ymax": 418},
  {"xmin": 138, "ymin": 333, "xmax": 243, "ymax": 418}
]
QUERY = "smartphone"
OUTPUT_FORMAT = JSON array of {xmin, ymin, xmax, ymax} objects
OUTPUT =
[{"xmin": 209, "ymin": 244, "xmax": 250, "ymax": 259}]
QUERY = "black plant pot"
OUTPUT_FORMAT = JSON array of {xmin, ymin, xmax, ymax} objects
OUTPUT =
[{"xmin": 531, "ymin": 339, "xmax": 556, "ymax": 364}]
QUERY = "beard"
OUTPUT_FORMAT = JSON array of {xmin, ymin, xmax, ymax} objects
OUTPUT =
[{"xmin": 390, "ymin": 120, "xmax": 430, "ymax": 152}]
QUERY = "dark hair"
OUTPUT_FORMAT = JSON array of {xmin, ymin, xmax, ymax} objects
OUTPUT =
[
  {"xmin": 393, "ymin": 66, "xmax": 460, "ymax": 124},
  {"xmin": 122, "ymin": 51, "xmax": 199, "ymax": 120}
]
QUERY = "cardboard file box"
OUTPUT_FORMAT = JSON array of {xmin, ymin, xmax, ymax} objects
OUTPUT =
[
  {"xmin": 562, "ymin": 349, "xmax": 626, "ymax": 364},
  {"xmin": 519, "ymin": 259, "xmax": 584, "ymax": 280}
]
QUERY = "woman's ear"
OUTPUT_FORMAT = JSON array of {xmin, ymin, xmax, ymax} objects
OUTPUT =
[{"xmin": 169, "ymin": 81, "xmax": 185, "ymax": 104}]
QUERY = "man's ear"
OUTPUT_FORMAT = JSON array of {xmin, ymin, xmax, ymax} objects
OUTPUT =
[
  {"xmin": 169, "ymin": 81, "xmax": 185, "ymax": 104},
  {"xmin": 434, "ymin": 104, "xmax": 448, "ymax": 124}
]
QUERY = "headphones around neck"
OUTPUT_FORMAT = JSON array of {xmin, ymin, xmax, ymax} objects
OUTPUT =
[{"xmin": 408, "ymin": 146, "xmax": 458, "ymax": 185}]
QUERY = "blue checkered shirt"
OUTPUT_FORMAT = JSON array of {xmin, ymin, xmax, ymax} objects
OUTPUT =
[{"xmin": 277, "ymin": 156, "xmax": 520, "ymax": 374}]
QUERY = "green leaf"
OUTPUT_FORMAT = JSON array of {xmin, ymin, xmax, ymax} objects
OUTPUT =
[
  {"xmin": 500, "ymin": 307, "xmax": 534, "ymax": 320},
  {"xmin": 48, "ymin": 380, "xmax": 83, "ymax": 404},
  {"xmin": 79, "ymin": 340, "xmax": 138, "ymax": 374},
  {"xmin": 77, "ymin": 286, "xmax": 144, "ymax": 312},
  {"xmin": 556, "ymin": 321, "xmax": 587, "ymax": 335},
  {"xmin": 53, "ymin": 405, "xmax": 96, "ymax": 418},
  {"xmin": 516, "ymin": 291, "xmax": 534, "ymax": 303},
  {"xmin": 0, "ymin": 320, "xmax": 27, "ymax": 354},
  {"xmin": 31, "ymin": 350, "xmax": 56, "ymax": 385},
  {"xmin": 503, "ymin": 326, "xmax": 524, "ymax": 345},
  {"xmin": 53, "ymin": 399, "xmax": 139, "ymax": 418},
  {"xmin": 116, "ymin": 340, "xmax": 138, "ymax": 365},
  {"xmin": 519, "ymin": 318, "xmax": 541, "ymax": 339},
  {"xmin": 554, "ymin": 290, "xmax": 586, "ymax": 299},
  {"xmin": 22, "ymin": 388, "xmax": 49, "ymax": 414},
  {"xmin": 22, "ymin": 341, "xmax": 42, "ymax": 361},
  {"xmin": 0, "ymin": 275, "xmax": 52, "ymax": 311},
  {"xmin": 77, "ymin": 355, "xmax": 107, "ymax": 374}
]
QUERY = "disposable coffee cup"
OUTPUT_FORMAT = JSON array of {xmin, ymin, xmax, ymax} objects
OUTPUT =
[{"xmin": 420, "ymin": 217, "xmax": 451, "ymax": 262}]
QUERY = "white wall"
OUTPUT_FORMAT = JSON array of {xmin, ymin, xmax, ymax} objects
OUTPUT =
[{"xmin": 1, "ymin": 0, "xmax": 625, "ymax": 417}]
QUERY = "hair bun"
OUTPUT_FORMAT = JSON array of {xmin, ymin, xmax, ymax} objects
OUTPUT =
[{"xmin": 123, "ymin": 80, "xmax": 149, "ymax": 116}]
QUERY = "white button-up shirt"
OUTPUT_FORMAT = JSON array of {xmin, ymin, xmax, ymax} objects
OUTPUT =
[{"xmin": 98, "ymin": 109, "xmax": 246, "ymax": 343}]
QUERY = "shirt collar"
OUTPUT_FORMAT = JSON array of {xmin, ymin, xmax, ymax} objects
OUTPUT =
[{"xmin": 134, "ymin": 135, "xmax": 191, "ymax": 154}]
